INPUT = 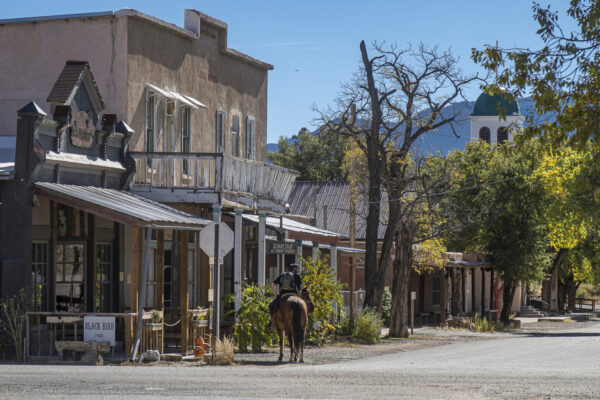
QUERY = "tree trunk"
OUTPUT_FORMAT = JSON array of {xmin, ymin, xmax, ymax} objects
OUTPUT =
[
  {"xmin": 500, "ymin": 283, "xmax": 516, "ymax": 324},
  {"xmin": 389, "ymin": 228, "xmax": 413, "ymax": 338},
  {"xmin": 360, "ymin": 40, "xmax": 384, "ymax": 311}
]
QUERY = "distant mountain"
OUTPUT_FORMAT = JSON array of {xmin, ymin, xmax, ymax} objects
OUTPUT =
[{"xmin": 267, "ymin": 98, "xmax": 540, "ymax": 155}]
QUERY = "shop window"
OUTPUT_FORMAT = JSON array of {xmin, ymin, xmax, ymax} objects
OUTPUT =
[
  {"xmin": 31, "ymin": 242, "xmax": 49, "ymax": 311},
  {"xmin": 56, "ymin": 243, "xmax": 85, "ymax": 312},
  {"xmin": 95, "ymin": 244, "xmax": 112, "ymax": 312},
  {"xmin": 479, "ymin": 127, "xmax": 490, "ymax": 144},
  {"xmin": 146, "ymin": 249, "xmax": 157, "ymax": 308},
  {"xmin": 432, "ymin": 275, "xmax": 441, "ymax": 306}
]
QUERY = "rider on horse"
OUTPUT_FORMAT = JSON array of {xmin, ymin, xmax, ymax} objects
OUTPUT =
[{"xmin": 266, "ymin": 263, "xmax": 302, "ymax": 332}]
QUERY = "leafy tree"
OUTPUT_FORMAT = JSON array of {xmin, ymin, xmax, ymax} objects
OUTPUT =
[
  {"xmin": 301, "ymin": 253, "xmax": 345, "ymax": 344},
  {"xmin": 267, "ymin": 127, "xmax": 349, "ymax": 181},
  {"xmin": 446, "ymin": 140, "xmax": 550, "ymax": 323},
  {"xmin": 319, "ymin": 42, "xmax": 480, "ymax": 337},
  {"xmin": 472, "ymin": 0, "xmax": 600, "ymax": 148}
]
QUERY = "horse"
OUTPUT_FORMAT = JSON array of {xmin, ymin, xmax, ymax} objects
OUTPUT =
[{"xmin": 272, "ymin": 287, "xmax": 313, "ymax": 363}]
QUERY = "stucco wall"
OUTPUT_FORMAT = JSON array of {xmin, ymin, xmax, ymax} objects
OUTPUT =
[
  {"xmin": 126, "ymin": 17, "xmax": 269, "ymax": 162},
  {"xmin": 0, "ymin": 16, "xmax": 128, "ymax": 136}
]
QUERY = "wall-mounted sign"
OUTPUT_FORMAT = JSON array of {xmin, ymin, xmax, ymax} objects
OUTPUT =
[
  {"xmin": 267, "ymin": 241, "xmax": 296, "ymax": 255},
  {"xmin": 84, "ymin": 316, "xmax": 115, "ymax": 346}
]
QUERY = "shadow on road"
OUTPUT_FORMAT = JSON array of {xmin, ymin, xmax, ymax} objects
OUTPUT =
[
  {"xmin": 514, "ymin": 331, "xmax": 600, "ymax": 338},
  {"xmin": 236, "ymin": 360, "xmax": 294, "ymax": 367}
]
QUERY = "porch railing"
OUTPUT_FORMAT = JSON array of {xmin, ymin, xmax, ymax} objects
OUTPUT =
[
  {"xmin": 130, "ymin": 152, "xmax": 299, "ymax": 204},
  {"xmin": 25, "ymin": 311, "xmax": 162, "ymax": 361}
]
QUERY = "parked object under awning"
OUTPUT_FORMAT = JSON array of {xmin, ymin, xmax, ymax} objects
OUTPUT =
[{"xmin": 35, "ymin": 182, "xmax": 211, "ymax": 229}]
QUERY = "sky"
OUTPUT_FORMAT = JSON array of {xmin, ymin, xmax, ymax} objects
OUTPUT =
[{"xmin": 1, "ymin": 1, "xmax": 571, "ymax": 143}]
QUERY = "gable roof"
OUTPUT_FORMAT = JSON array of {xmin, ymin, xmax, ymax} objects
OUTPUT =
[
  {"xmin": 46, "ymin": 60, "xmax": 104, "ymax": 114},
  {"xmin": 287, "ymin": 181, "xmax": 387, "ymax": 240}
]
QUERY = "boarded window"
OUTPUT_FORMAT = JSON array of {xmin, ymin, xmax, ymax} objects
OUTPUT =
[
  {"xmin": 246, "ymin": 116, "xmax": 255, "ymax": 160},
  {"xmin": 497, "ymin": 127, "xmax": 508, "ymax": 144},
  {"xmin": 479, "ymin": 127, "xmax": 490, "ymax": 144},
  {"xmin": 216, "ymin": 111, "xmax": 226, "ymax": 153},
  {"xmin": 231, "ymin": 115, "xmax": 240, "ymax": 157}
]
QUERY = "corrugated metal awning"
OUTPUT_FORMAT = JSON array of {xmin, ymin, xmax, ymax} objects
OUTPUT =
[
  {"xmin": 240, "ymin": 214, "xmax": 344, "ymax": 239},
  {"xmin": 35, "ymin": 182, "xmax": 210, "ymax": 230}
]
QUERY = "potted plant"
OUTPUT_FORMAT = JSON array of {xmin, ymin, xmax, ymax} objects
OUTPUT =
[
  {"xmin": 146, "ymin": 309, "xmax": 162, "ymax": 331},
  {"xmin": 192, "ymin": 308, "xmax": 208, "ymax": 328}
]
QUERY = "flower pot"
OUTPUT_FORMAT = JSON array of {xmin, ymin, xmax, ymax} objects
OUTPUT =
[
  {"xmin": 192, "ymin": 319, "xmax": 208, "ymax": 328},
  {"xmin": 146, "ymin": 322, "xmax": 162, "ymax": 331}
]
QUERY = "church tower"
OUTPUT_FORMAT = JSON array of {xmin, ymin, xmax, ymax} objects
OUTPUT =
[{"xmin": 469, "ymin": 89, "xmax": 524, "ymax": 144}]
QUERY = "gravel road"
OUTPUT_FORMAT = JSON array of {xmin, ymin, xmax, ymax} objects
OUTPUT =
[{"xmin": 2, "ymin": 321, "xmax": 600, "ymax": 399}]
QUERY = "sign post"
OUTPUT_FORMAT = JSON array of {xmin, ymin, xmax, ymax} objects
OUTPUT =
[{"xmin": 410, "ymin": 291, "xmax": 416, "ymax": 335}]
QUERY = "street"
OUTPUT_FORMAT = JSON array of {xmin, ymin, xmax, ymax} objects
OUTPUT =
[{"xmin": 2, "ymin": 321, "xmax": 600, "ymax": 399}]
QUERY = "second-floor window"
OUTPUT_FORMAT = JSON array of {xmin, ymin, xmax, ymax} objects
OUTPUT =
[
  {"xmin": 146, "ymin": 92, "xmax": 156, "ymax": 153},
  {"xmin": 216, "ymin": 111, "xmax": 226, "ymax": 153},
  {"xmin": 182, "ymin": 107, "xmax": 191, "ymax": 173},
  {"xmin": 246, "ymin": 116, "xmax": 255, "ymax": 160},
  {"xmin": 231, "ymin": 115, "xmax": 240, "ymax": 157}
]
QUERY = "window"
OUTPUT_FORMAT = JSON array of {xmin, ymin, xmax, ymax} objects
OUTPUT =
[
  {"xmin": 56, "ymin": 243, "xmax": 85, "ymax": 312},
  {"xmin": 432, "ymin": 275, "xmax": 441, "ymax": 306},
  {"xmin": 216, "ymin": 111, "xmax": 226, "ymax": 153},
  {"xmin": 146, "ymin": 249, "xmax": 157, "ymax": 308},
  {"xmin": 146, "ymin": 91, "xmax": 156, "ymax": 167},
  {"xmin": 231, "ymin": 115, "xmax": 240, "ymax": 157},
  {"xmin": 31, "ymin": 242, "xmax": 48, "ymax": 311},
  {"xmin": 187, "ymin": 249, "xmax": 196, "ymax": 307},
  {"xmin": 497, "ymin": 127, "xmax": 508, "ymax": 144},
  {"xmin": 96, "ymin": 244, "xmax": 112, "ymax": 312},
  {"xmin": 182, "ymin": 107, "xmax": 191, "ymax": 173},
  {"xmin": 163, "ymin": 250, "xmax": 174, "ymax": 307},
  {"xmin": 246, "ymin": 116, "xmax": 255, "ymax": 160},
  {"xmin": 479, "ymin": 127, "xmax": 490, "ymax": 144}
]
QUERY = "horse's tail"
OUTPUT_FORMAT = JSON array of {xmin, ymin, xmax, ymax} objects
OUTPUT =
[{"xmin": 292, "ymin": 301, "xmax": 305, "ymax": 349}]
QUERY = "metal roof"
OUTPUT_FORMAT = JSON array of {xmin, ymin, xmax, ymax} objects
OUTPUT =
[
  {"xmin": 147, "ymin": 84, "xmax": 207, "ymax": 109},
  {"xmin": 240, "ymin": 214, "xmax": 344, "ymax": 239},
  {"xmin": 47, "ymin": 61, "xmax": 104, "ymax": 109},
  {"xmin": 35, "ymin": 182, "xmax": 210, "ymax": 229},
  {"xmin": 287, "ymin": 181, "xmax": 388, "ymax": 240},
  {"xmin": 300, "ymin": 241, "xmax": 365, "ymax": 254}
]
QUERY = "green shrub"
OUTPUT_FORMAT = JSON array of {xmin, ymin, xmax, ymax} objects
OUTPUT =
[
  {"xmin": 380, "ymin": 287, "xmax": 391, "ymax": 327},
  {"xmin": 302, "ymin": 252, "xmax": 345, "ymax": 345},
  {"xmin": 470, "ymin": 314, "xmax": 495, "ymax": 333},
  {"xmin": 353, "ymin": 308, "xmax": 383, "ymax": 344},
  {"xmin": 232, "ymin": 284, "xmax": 275, "ymax": 353},
  {"xmin": 0, "ymin": 289, "xmax": 27, "ymax": 362}
]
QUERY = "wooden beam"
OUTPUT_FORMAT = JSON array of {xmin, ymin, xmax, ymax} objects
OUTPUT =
[
  {"xmin": 156, "ymin": 230, "xmax": 165, "ymax": 354},
  {"xmin": 179, "ymin": 231, "xmax": 189, "ymax": 354},
  {"xmin": 130, "ymin": 227, "xmax": 140, "ymax": 313}
]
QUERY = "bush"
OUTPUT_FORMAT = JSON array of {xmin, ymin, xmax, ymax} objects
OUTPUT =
[
  {"xmin": 233, "ymin": 284, "xmax": 275, "ymax": 353},
  {"xmin": 209, "ymin": 337, "xmax": 234, "ymax": 365},
  {"xmin": 0, "ymin": 289, "xmax": 27, "ymax": 362},
  {"xmin": 381, "ymin": 287, "xmax": 392, "ymax": 327},
  {"xmin": 353, "ymin": 308, "xmax": 383, "ymax": 344},
  {"xmin": 302, "ymin": 253, "xmax": 345, "ymax": 345},
  {"xmin": 470, "ymin": 314, "xmax": 495, "ymax": 333}
]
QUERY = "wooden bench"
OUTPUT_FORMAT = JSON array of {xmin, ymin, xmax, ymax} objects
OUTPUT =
[{"xmin": 55, "ymin": 341, "xmax": 110, "ymax": 365}]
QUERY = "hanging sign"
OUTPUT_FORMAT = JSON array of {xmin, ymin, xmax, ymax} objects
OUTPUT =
[
  {"xmin": 267, "ymin": 241, "xmax": 296, "ymax": 255},
  {"xmin": 84, "ymin": 316, "xmax": 115, "ymax": 346}
]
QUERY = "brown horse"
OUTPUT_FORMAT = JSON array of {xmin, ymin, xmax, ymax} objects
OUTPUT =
[{"xmin": 273, "ymin": 288, "xmax": 313, "ymax": 363}]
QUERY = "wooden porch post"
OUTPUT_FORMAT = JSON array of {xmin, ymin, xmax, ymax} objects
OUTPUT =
[
  {"xmin": 131, "ymin": 227, "xmax": 152, "ymax": 361},
  {"xmin": 481, "ymin": 267, "xmax": 486, "ymax": 313},
  {"xmin": 156, "ymin": 230, "xmax": 165, "ymax": 354},
  {"xmin": 180, "ymin": 230, "xmax": 189, "ymax": 355},
  {"xmin": 294, "ymin": 240, "xmax": 303, "ymax": 273},
  {"xmin": 234, "ymin": 210, "xmax": 243, "ymax": 318},
  {"xmin": 441, "ymin": 270, "xmax": 447, "ymax": 321},
  {"xmin": 257, "ymin": 212, "xmax": 266, "ymax": 285}
]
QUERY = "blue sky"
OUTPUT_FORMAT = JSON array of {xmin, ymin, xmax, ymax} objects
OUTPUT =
[{"xmin": 2, "ymin": 1, "xmax": 568, "ymax": 143}]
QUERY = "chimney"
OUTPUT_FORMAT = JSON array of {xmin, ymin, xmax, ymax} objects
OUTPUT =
[{"xmin": 184, "ymin": 10, "xmax": 201, "ymax": 36}]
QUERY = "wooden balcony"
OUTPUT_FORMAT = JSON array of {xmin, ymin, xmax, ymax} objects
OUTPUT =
[{"xmin": 129, "ymin": 152, "xmax": 299, "ymax": 211}]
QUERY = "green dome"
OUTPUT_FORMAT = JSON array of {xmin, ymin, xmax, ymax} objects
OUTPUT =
[{"xmin": 471, "ymin": 90, "xmax": 520, "ymax": 116}]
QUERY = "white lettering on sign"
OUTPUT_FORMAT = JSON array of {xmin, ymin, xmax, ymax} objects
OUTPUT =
[{"xmin": 84, "ymin": 316, "xmax": 115, "ymax": 346}]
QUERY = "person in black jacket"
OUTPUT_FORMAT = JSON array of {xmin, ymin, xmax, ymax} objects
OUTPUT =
[{"xmin": 266, "ymin": 263, "xmax": 302, "ymax": 332}]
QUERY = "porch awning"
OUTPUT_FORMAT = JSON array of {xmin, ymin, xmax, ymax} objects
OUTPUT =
[
  {"xmin": 240, "ymin": 214, "xmax": 344, "ymax": 244},
  {"xmin": 147, "ymin": 84, "xmax": 207, "ymax": 109},
  {"xmin": 35, "ymin": 182, "xmax": 210, "ymax": 230}
]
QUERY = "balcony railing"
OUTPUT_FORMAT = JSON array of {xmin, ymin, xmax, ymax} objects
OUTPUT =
[{"xmin": 129, "ymin": 152, "xmax": 299, "ymax": 204}]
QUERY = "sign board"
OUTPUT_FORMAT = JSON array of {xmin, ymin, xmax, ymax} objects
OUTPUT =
[
  {"xmin": 84, "ymin": 316, "xmax": 115, "ymax": 346},
  {"xmin": 199, "ymin": 222, "xmax": 234, "ymax": 259},
  {"xmin": 411, "ymin": 291, "xmax": 417, "ymax": 301},
  {"xmin": 267, "ymin": 241, "xmax": 296, "ymax": 255}
]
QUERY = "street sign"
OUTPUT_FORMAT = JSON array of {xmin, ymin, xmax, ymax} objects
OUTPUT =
[
  {"xmin": 199, "ymin": 222, "xmax": 234, "ymax": 259},
  {"xmin": 267, "ymin": 241, "xmax": 296, "ymax": 255}
]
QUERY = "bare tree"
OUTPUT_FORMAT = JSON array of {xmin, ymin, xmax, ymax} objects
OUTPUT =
[{"xmin": 319, "ymin": 41, "xmax": 480, "ymax": 336}]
